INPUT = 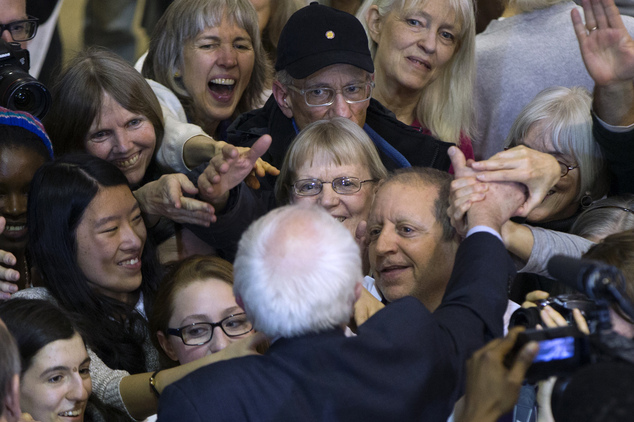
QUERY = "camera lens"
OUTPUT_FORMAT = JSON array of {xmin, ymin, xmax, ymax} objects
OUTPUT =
[
  {"xmin": 1, "ymin": 66, "xmax": 52, "ymax": 119},
  {"xmin": 4, "ymin": 80, "xmax": 51, "ymax": 119},
  {"xmin": 13, "ymin": 87, "xmax": 33, "ymax": 107},
  {"xmin": 509, "ymin": 307, "xmax": 543, "ymax": 329}
]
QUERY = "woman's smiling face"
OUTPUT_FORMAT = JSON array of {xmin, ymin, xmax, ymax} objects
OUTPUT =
[
  {"xmin": 369, "ymin": 0, "xmax": 459, "ymax": 95},
  {"xmin": 74, "ymin": 185, "xmax": 147, "ymax": 305},
  {"xmin": 20, "ymin": 333, "xmax": 92, "ymax": 422},
  {"xmin": 290, "ymin": 160, "xmax": 376, "ymax": 236}
]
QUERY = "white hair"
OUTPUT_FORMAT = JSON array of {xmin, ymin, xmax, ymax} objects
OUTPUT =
[
  {"xmin": 233, "ymin": 204, "xmax": 363, "ymax": 338},
  {"xmin": 505, "ymin": 86, "xmax": 608, "ymax": 202}
]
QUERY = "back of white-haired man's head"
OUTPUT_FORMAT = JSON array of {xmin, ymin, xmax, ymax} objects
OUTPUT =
[
  {"xmin": 234, "ymin": 204, "xmax": 363, "ymax": 339},
  {"xmin": 0, "ymin": 319, "xmax": 21, "ymax": 422}
]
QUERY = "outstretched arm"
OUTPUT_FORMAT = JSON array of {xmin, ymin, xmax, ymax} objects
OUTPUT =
[
  {"xmin": 572, "ymin": 0, "xmax": 634, "ymax": 125},
  {"xmin": 197, "ymin": 135, "xmax": 275, "ymax": 213}
]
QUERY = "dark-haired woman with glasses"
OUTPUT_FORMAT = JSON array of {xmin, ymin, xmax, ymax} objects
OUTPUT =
[{"xmin": 150, "ymin": 255, "xmax": 257, "ymax": 367}]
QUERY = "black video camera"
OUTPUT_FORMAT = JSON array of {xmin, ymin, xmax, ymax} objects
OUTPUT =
[
  {"xmin": 0, "ymin": 39, "xmax": 51, "ymax": 119},
  {"xmin": 505, "ymin": 325, "xmax": 592, "ymax": 383}
]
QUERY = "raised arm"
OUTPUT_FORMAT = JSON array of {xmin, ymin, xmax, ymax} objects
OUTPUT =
[{"xmin": 572, "ymin": 0, "xmax": 634, "ymax": 125}]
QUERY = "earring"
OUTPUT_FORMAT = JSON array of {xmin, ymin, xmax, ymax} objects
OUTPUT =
[
  {"xmin": 174, "ymin": 71, "xmax": 181, "ymax": 78},
  {"xmin": 581, "ymin": 194, "xmax": 593, "ymax": 208}
]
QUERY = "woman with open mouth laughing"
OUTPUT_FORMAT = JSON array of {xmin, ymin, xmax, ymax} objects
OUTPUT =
[
  {"xmin": 142, "ymin": 0, "xmax": 272, "ymax": 173},
  {"xmin": 12, "ymin": 155, "xmax": 266, "ymax": 421}
]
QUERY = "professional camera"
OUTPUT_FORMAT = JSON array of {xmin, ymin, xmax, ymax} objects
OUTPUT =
[
  {"xmin": 0, "ymin": 39, "xmax": 51, "ymax": 119},
  {"xmin": 509, "ymin": 293, "xmax": 597, "ymax": 330},
  {"xmin": 507, "ymin": 255, "xmax": 634, "ymax": 377}
]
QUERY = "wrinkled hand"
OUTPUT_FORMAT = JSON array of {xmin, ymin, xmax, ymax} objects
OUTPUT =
[
  {"xmin": 198, "ymin": 135, "xmax": 275, "ymax": 209},
  {"xmin": 447, "ymin": 147, "xmax": 489, "ymax": 236},
  {"xmin": 447, "ymin": 147, "xmax": 527, "ymax": 233},
  {"xmin": 470, "ymin": 146, "xmax": 560, "ymax": 217},
  {"xmin": 572, "ymin": 0, "xmax": 634, "ymax": 85},
  {"xmin": 353, "ymin": 286, "xmax": 384, "ymax": 327},
  {"xmin": 134, "ymin": 174, "xmax": 215, "ymax": 227},
  {"xmin": 456, "ymin": 327, "xmax": 539, "ymax": 422},
  {"xmin": 0, "ymin": 217, "xmax": 19, "ymax": 300}
]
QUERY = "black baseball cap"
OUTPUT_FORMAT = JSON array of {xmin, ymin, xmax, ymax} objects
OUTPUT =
[{"xmin": 275, "ymin": 2, "xmax": 374, "ymax": 79}]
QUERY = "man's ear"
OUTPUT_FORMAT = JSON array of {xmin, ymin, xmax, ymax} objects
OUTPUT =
[
  {"xmin": 354, "ymin": 281, "xmax": 363, "ymax": 303},
  {"xmin": 366, "ymin": 5, "xmax": 383, "ymax": 44},
  {"xmin": 4, "ymin": 374, "xmax": 21, "ymax": 421},
  {"xmin": 156, "ymin": 331, "xmax": 179, "ymax": 362},
  {"xmin": 272, "ymin": 81, "xmax": 294, "ymax": 119}
]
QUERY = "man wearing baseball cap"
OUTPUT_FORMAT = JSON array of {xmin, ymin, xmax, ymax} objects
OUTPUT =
[{"xmin": 227, "ymin": 2, "xmax": 451, "ymax": 189}]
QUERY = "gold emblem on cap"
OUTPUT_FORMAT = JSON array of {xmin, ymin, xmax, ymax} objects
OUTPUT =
[{"xmin": 325, "ymin": 30, "xmax": 335, "ymax": 39}]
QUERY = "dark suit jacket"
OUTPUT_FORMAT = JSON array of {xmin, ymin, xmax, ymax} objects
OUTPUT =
[{"xmin": 158, "ymin": 232, "xmax": 515, "ymax": 422}]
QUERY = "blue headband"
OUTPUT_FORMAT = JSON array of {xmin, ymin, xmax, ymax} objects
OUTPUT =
[{"xmin": 0, "ymin": 107, "xmax": 54, "ymax": 159}]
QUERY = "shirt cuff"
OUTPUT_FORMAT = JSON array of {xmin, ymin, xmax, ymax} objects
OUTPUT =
[
  {"xmin": 593, "ymin": 111, "xmax": 634, "ymax": 133},
  {"xmin": 466, "ymin": 225, "xmax": 503, "ymax": 242}
]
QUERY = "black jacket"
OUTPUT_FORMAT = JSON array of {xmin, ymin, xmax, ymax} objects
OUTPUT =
[{"xmin": 227, "ymin": 96, "xmax": 452, "ymax": 188}]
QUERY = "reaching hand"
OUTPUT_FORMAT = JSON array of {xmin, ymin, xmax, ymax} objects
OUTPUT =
[
  {"xmin": 134, "ymin": 174, "xmax": 216, "ymax": 227},
  {"xmin": 447, "ymin": 147, "xmax": 488, "ymax": 237},
  {"xmin": 198, "ymin": 135, "xmax": 275, "ymax": 210},
  {"xmin": 353, "ymin": 286, "xmax": 384, "ymax": 328},
  {"xmin": 0, "ymin": 217, "xmax": 19, "ymax": 300},
  {"xmin": 572, "ymin": 0, "xmax": 634, "ymax": 85},
  {"xmin": 470, "ymin": 146, "xmax": 560, "ymax": 217},
  {"xmin": 456, "ymin": 327, "xmax": 539, "ymax": 422}
]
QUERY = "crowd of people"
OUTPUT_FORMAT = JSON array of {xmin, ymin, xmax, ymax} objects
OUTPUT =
[{"xmin": 1, "ymin": 0, "xmax": 634, "ymax": 421}]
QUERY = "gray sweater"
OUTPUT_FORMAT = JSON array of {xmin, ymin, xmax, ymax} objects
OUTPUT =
[{"xmin": 474, "ymin": 2, "xmax": 634, "ymax": 160}]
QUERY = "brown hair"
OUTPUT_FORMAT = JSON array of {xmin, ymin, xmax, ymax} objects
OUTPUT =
[
  {"xmin": 583, "ymin": 230, "xmax": 634, "ymax": 323},
  {"xmin": 44, "ymin": 48, "xmax": 164, "ymax": 164},
  {"xmin": 149, "ymin": 255, "xmax": 234, "ymax": 366}
]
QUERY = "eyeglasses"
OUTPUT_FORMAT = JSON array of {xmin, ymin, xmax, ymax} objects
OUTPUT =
[
  {"xmin": 557, "ymin": 160, "xmax": 578, "ymax": 177},
  {"xmin": 286, "ymin": 82, "xmax": 374, "ymax": 107},
  {"xmin": 0, "ymin": 17, "xmax": 39, "ymax": 42},
  {"xmin": 292, "ymin": 177, "xmax": 376, "ymax": 196},
  {"xmin": 585, "ymin": 205, "xmax": 634, "ymax": 215},
  {"xmin": 166, "ymin": 313, "xmax": 253, "ymax": 346}
]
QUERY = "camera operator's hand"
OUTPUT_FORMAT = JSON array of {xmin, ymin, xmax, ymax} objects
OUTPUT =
[
  {"xmin": 455, "ymin": 327, "xmax": 539, "ymax": 422},
  {"xmin": 521, "ymin": 290, "xmax": 590, "ymax": 334},
  {"xmin": 540, "ymin": 307, "xmax": 590, "ymax": 335}
]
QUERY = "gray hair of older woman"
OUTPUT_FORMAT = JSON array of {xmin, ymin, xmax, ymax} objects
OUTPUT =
[
  {"xmin": 505, "ymin": 86, "xmax": 608, "ymax": 204},
  {"xmin": 275, "ymin": 117, "xmax": 388, "ymax": 205},
  {"xmin": 356, "ymin": 0, "xmax": 476, "ymax": 145},
  {"xmin": 571, "ymin": 195, "xmax": 634, "ymax": 242},
  {"xmin": 142, "ymin": 0, "xmax": 271, "ymax": 118}
]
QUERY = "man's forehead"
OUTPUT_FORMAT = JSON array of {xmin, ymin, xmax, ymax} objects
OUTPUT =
[
  {"xmin": 300, "ymin": 64, "xmax": 370, "ymax": 86},
  {"xmin": 0, "ymin": 0, "xmax": 27, "ymax": 22},
  {"xmin": 370, "ymin": 180, "xmax": 439, "ymax": 218}
]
